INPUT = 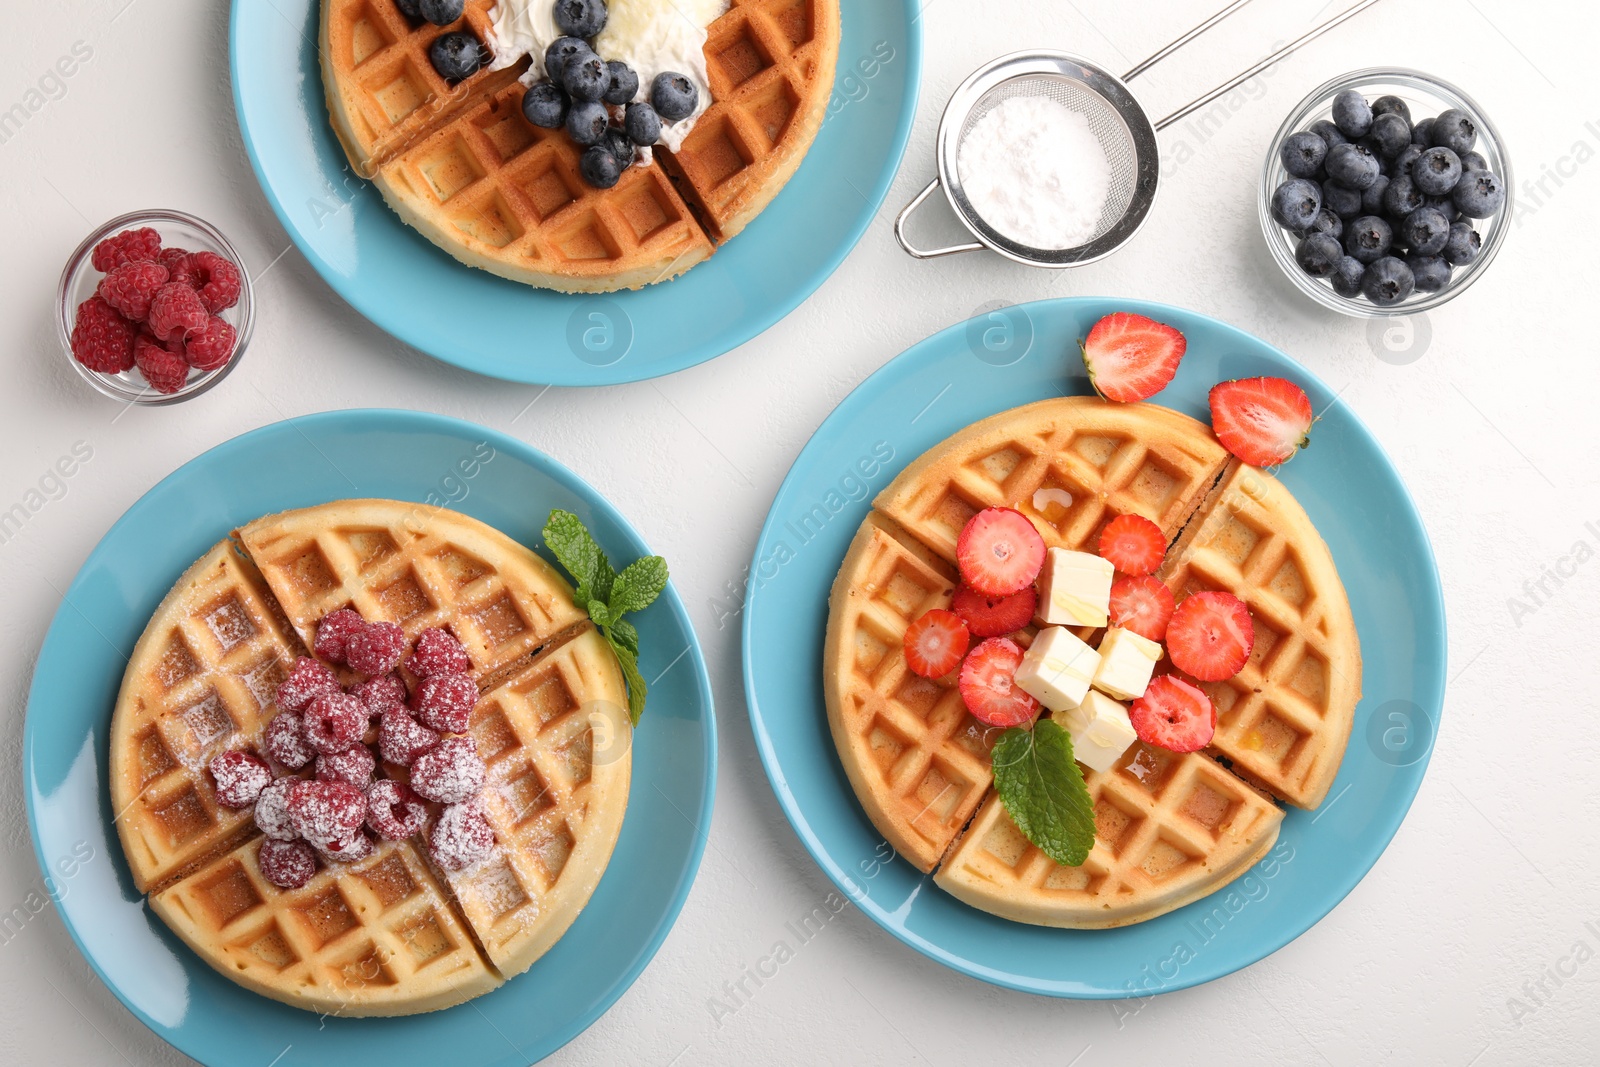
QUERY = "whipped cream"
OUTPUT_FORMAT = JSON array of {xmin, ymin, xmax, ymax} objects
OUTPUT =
[{"xmin": 487, "ymin": 0, "xmax": 559, "ymax": 73}]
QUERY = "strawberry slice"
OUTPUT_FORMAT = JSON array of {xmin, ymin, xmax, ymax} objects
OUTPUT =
[
  {"xmin": 903, "ymin": 609, "xmax": 970, "ymax": 679},
  {"xmin": 1128, "ymin": 675, "xmax": 1215, "ymax": 752},
  {"xmin": 1208, "ymin": 376, "xmax": 1314, "ymax": 467},
  {"xmin": 1166, "ymin": 590, "xmax": 1254, "ymax": 681},
  {"xmin": 950, "ymin": 584, "xmax": 1037, "ymax": 638},
  {"xmin": 1097, "ymin": 513, "xmax": 1166, "ymax": 575},
  {"xmin": 958, "ymin": 637, "xmax": 1040, "ymax": 728},
  {"xmin": 1080, "ymin": 312, "xmax": 1187, "ymax": 403},
  {"xmin": 1109, "ymin": 575, "xmax": 1176, "ymax": 642},
  {"xmin": 956, "ymin": 507, "xmax": 1046, "ymax": 597}
]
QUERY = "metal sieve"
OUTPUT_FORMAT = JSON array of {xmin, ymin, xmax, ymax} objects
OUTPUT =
[{"xmin": 895, "ymin": 0, "xmax": 1385, "ymax": 266}]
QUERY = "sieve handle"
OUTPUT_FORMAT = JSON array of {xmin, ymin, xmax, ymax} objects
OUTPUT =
[{"xmin": 894, "ymin": 178, "xmax": 985, "ymax": 259}]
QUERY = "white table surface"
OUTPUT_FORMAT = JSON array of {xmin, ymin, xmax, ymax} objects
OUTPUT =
[{"xmin": 4, "ymin": 0, "xmax": 1597, "ymax": 1063}]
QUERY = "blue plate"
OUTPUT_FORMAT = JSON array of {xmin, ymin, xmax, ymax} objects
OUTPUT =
[
  {"xmin": 742, "ymin": 297, "xmax": 1445, "ymax": 998},
  {"xmin": 228, "ymin": 0, "xmax": 921, "ymax": 385},
  {"xmin": 24, "ymin": 410, "xmax": 715, "ymax": 1065}
]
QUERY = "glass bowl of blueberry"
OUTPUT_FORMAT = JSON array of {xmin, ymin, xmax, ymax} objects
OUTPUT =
[{"xmin": 1259, "ymin": 67, "xmax": 1511, "ymax": 316}]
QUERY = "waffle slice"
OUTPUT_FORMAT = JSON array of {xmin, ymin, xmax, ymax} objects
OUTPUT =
[
  {"xmin": 111, "ymin": 542, "xmax": 305, "ymax": 893},
  {"xmin": 1160, "ymin": 463, "xmax": 1362, "ymax": 808},
  {"xmin": 149, "ymin": 838, "xmax": 500, "ymax": 1016},
  {"xmin": 237, "ymin": 500, "xmax": 586, "ymax": 686}
]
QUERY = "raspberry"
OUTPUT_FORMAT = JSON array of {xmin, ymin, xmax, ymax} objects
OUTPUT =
[
  {"xmin": 412, "ymin": 672, "xmax": 477, "ymax": 734},
  {"xmin": 316, "ymin": 744, "xmax": 376, "ymax": 789},
  {"xmin": 254, "ymin": 778, "xmax": 300, "ymax": 841},
  {"xmin": 287, "ymin": 779, "xmax": 367, "ymax": 847},
  {"xmin": 303, "ymin": 691, "xmax": 367, "ymax": 754},
  {"xmin": 258, "ymin": 838, "xmax": 317, "ymax": 889},
  {"xmin": 133, "ymin": 333, "xmax": 189, "ymax": 394},
  {"xmin": 313, "ymin": 608, "xmax": 366, "ymax": 664},
  {"xmin": 353, "ymin": 673, "xmax": 406, "ymax": 720},
  {"xmin": 408, "ymin": 628, "xmax": 470, "ymax": 678},
  {"xmin": 183, "ymin": 316, "xmax": 236, "ymax": 371},
  {"xmin": 365, "ymin": 780, "xmax": 427, "ymax": 840},
  {"xmin": 208, "ymin": 750, "xmax": 272, "ymax": 808},
  {"xmin": 409, "ymin": 737, "xmax": 485, "ymax": 804},
  {"xmin": 69, "ymin": 296, "xmax": 137, "ymax": 373},
  {"xmin": 188, "ymin": 250, "xmax": 244, "ymax": 313},
  {"xmin": 147, "ymin": 282, "xmax": 208, "ymax": 343},
  {"xmin": 98, "ymin": 261, "xmax": 170, "ymax": 322},
  {"xmin": 158, "ymin": 247, "xmax": 193, "ymax": 282},
  {"xmin": 263, "ymin": 710, "xmax": 316, "ymax": 770},
  {"xmin": 429, "ymin": 800, "xmax": 495, "ymax": 871},
  {"xmin": 318, "ymin": 829, "xmax": 374, "ymax": 865},
  {"xmin": 347, "ymin": 620, "xmax": 406, "ymax": 676},
  {"xmin": 277, "ymin": 657, "xmax": 338, "ymax": 712},
  {"xmin": 378, "ymin": 707, "xmax": 439, "ymax": 766},
  {"xmin": 91, "ymin": 227, "xmax": 162, "ymax": 273}
]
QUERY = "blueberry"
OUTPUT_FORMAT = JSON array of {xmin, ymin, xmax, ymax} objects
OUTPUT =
[
  {"xmin": 1371, "ymin": 95, "xmax": 1411, "ymax": 123},
  {"xmin": 565, "ymin": 99, "xmax": 609, "ymax": 146},
  {"xmin": 1281, "ymin": 131, "xmax": 1327, "ymax": 178},
  {"xmin": 1331, "ymin": 89, "xmax": 1373, "ymax": 138},
  {"xmin": 1271, "ymin": 178, "xmax": 1322, "ymax": 231},
  {"xmin": 1401, "ymin": 207, "xmax": 1450, "ymax": 255},
  {"xmin": 1325, "ymin": 142, "xmax": 1380, "ymax": 190},
  {"xmin": 650, "ymin": 71, "xmax": 698, "ymax": 121},
  {"xmin": 602, "ymin": 126, "xmax": 634, "ymax": 168},
  {"xmin": 1422, "ymin": 195, "xmax": 1459, "ymax": 223},
  {"xmin": 553, "ymin": 0, "xmax": 608, "ymax": 38},
  {"xmin": 1442, "ymin": 221, "xmax": 1481, "ymax": 266},
  {"xmin": 1309, "ymin": 119, "xmax": 1347, "ymax": 151},
  {"xmin": 563, "ymin": 51, "xmax": 608, "ymax": 102},
  {"xmin": 1407, "ymin": 254, "xmax": 1452, "ymax": 292},
  {"xmin": 1330, "ymin": 255, "xmax": 1366, "ymax": 298},
  {"xmin": 602, "ymin": 60, "xmax": 639, "ymax": 106},
  {"xmin": 1362, "ymin": 255, "xmax": 1415, "ymax": 305},
  {"xmin": 1392, "ymin": 144, "xmax": 1422, "ymax": 180},
  {"xmin": 544, "ymin": 37, "xmax": 589, "ymax": 85},
  {"xmin": 1383, "ymin": 174, "xmax": 1425, "ymax": 220},
  {"xmin": 1452, "ymin": 169, "xmax": 1505, "ymax": 218},
  {"xmin": 1460, "ymin": 150, "xmax": 1488, "ymax": 173},
  {"xmin": 1430, "ymin": 108, "xmax": 1477, "ymax": 155},
  {"xmin": 1345, "ymin": 215, "xmax": 1394, "ymax": 264},
  {"xmin": 1298, "ymin": 207, "xmax": 1344, "ymax": 241},
  {"xmin": 1296, "ymin": 233, "xmax": 1344, "ymax": 278},
  {"xmin": 1360, "ymin": 174, "xmax": 1390, "ymax": 216},
  {"xmin": 1411, "ymin": 116, "xmax": 1434, "ymax": 146},
  {"xmin": 1413, "ymin": 147, "xmax": 1462, "ymax": 196},
  {"xmin": 1369, "ymin": 112, "xmax": 1411, "ymax": 157},
  {"xmin": 624, "ymin": 101, "xmax": 661, "ymax": 145},
  {"xmin": 578, "ymin": 144, "xmax": 622, "ymax": 189},
  {"xmin": 395, "ymin": 0, "xmax": 422, "ymax": 17},
  {"xmin": 1321, "ymin": 179, "xmax": 1363, "ymax": 220},
  {"xmin": 429, "ymin": 32, "xmax": 482, "ymax": 81},
  {"xmin": 521, "ymin": 82, "xmax": 568, "ymax": 129},
  {"xmin": 417, "ymin": 0, "xmax": 464, "ymax": 25}
]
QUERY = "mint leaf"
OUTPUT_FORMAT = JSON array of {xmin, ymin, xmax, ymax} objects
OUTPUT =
[
  {"xmin": 588, "ymin": 599, "xmax": 613, "ymax": 629},
  {"xmin": 608, "ymin": 616, "xmax": 640, "ymax": 657},
  {"xmin": 543, "ymin": 510, "xmax": 615, "ymax": 604},
  {"xmin": 991, "ymin": 720, "xmax": 1095, "ymax": 867},
  {"xmin": 608, "ymin": 636, "xmax": 648, "ymax": 726},
  {"xmin": 609, "ymin": 555, "xmax": 668, "ymax": 617}
]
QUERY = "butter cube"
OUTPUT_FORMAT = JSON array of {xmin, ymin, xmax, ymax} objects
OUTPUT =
[
  {"xmin": 1036, "ymin": 548, "xmax": 1113, "ymax": 627},
  {"xmin": 1092, "ymin": 626, "xmax": 1163, "ymax": 701},
  {"xmin": 1052, "ymin": 690, "xmax": 1138, "ymax": 773},
  {"xmin": 1014, "ymin": 626, "xmax": 1101, "ymax": 712}
]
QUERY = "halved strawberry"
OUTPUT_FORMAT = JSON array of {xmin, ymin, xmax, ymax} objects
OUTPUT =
[
  {"xmin": 956, "ymin": 507, "xmax": 1045, "ymax": 597},
  {"xmin": 958, "ymin": 637, "xmax": 1040, "ymax": 728},
  {"xmin": 1128, "ymin": 675, "xmax": 1215, "ymax": 752},
  {"xmin": 1080, "ymin": 312, "xmax": 1187, "ymax": 403},
  {"xmin": 1166, "ymin": 590, "xmax": 1254, "ymax": 681},
  {"xmin": 1109, "ymin": 575, "xmax": 1176, "ymax": 642},
  {"xmin": 903, "ymin": 609, "xmax": 970, "ymax": 679},
  {"xmin": 1208, "ymin": 376, "xmax": 1313, "ymax": 467},
  {"xmin": 1097, "ymin": 513, "xmax": 1166, "ymax": 575},
  {"xmin": 950, "ymin": 584, "xmax": 1037, "ymax": 638}
]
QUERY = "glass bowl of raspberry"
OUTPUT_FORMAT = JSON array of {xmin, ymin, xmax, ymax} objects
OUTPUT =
[{"xmin": 57, "ymin": 209, "xmax": 254, "ymax": 404}]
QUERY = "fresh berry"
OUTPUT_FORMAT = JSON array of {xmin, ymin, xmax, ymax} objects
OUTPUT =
[
  {"xmin": 603, "ymin": 59, "xmax": 638, "ymax": 106},
  {"xmin": 902, "ymin": 609, "xmax": 969, "ymax": 678},
  {"xmin": 379, "ymin": 707, "xmax": 440, "ymax": 766},
  {"xmin": 579, "ymin": 144, "xmax": 623, "ymax": 189},
  {"xmin": 1323, "ymin": 143, "xmax": 1379, "ymax": 190},
  {"xmin": 158, "ymin": 247, "xmax": 194, "ymax": 282},
  {"xmin": 956, "ymin": 507, "xmax": 1046, "ymax": 597},
  {"xmin": 1459, "ymin": 150, "xmax": 1488, "ymax": 174},
  {"xmin": 950, "ymin": 584, "xmax": 1037, "ymax": 639},
  {"xmin": 1370, "ymin": 95, "xmax": 1411, "ymax": 124},
  {"xmin": 1411, "ymin": 116, "xmax": 1434, "ymax": 146},
  {"xmin": 91, "ymin": 227, "xmax": 162, "ymax": 273},
  {"xmin": 209, "ymin": 750, "xmax": 272, "ymax": 808},
  {"xmin": 625, "ymin": 102, "xmax": 661, "ymax": 145},
  {"xmin": 254, "ymin": 778, "xmax": 300, "ymax": 841},
  {"xmin": 258, "ymin": 838, "xmax": 317, "ymax": 889},
  {"xmin": 1344, "ymin": 214, "xmax": 1393, "ymax": 264},
  {"xmin": 69, "ymin": 296, "xmax": 137, "ymax": 373},
  {"xmin": 412, "ymin": 672, "xmax": 478, "ymax": 733},
  {"xmin": 183, "ymin": 316, "xmax": 237, "ymax": 371},
  {"xmin": 554, "ymin": 0, "xmax": 607, "ymax": 36},
  {"xmin": 602, "ymin": 126, "xmax": 635, "ymax": 169},
  {"xmin": 1361, "ymin": 256, "xmax": 1415, "ymax": 306},
  {"xmin": 1382, "ymin": 173, "xmax": 1425, "ymax": 221},
  {"xmin": 543, "ymin": 37, "xmax": 589, "ymax": 85},
  {"xmin": 346, "ymin": 620, "xmax": 405, "ymax": 675},
  {"xmin": 1128, "ymin": 675, "xmax": 1216, "ymax": 753},
  {"xmin": 1295, "ymin": 232, "xmax": 1344, "ymax": 279},
  {"xmin": 302, "ymin": 691, "xmax": 367, "ymax": 754},
  {"xmin": 1430, "ymin": 108, "xmax": 1476, "ymax": 155},
  {"xmin": 318, "ymin": 830, "xmax": 374, "ymax": 865},
  {"xmin": 316, "ymin": 744, "xmax": 376, "ymax": 789},
  {"xmin": 1097, "ymin": 513, "xmax": 1165, "ymax": 576},
  {"xmin": 651, "ymin": 71, "xmax": 698, "ymax": 122},
  {"xmin": 408, "ymin": 627, "xmax": 471, "ymax": 677},
  {"xmin": 1279, "ymin": 131, "xmax": 1326, "ymax": 178},
  {"xmin": 1401, "ymin": 206, "xmax": 1450, "ymax": 256},
  {"xmin": 98, "ymin": 261, "xmax": 169, "ymax": 322},
  {"xmin": 1318, "ymin": 180, "xmax": 1361, "ymax": 221},
  {"xmin": 1407, "ymin": 254, "xmax": 1452, "ymax": 293},
  {"xmin": 1330, "ymin": 89, "xmax": 1372, "ymax": 139},
  {"xmin": 566, "ymin": 99, "xmax": 609, "ymax": 146},
  {"xmin": 562, "ymin": 50, "xmax": 609, "ymax": 102},
  {"xmin": 1442, "ymin": 222, "xmax": 1481, "ymax": 266},
  {"xmin": 430, "ymin": 800, "xmax": 495, "ymax": 871},
  {"xmin": 1368, "ymin": 111, "xmax": 1411, "ymax": 158},
  {"xmin": 354, "ymin": 673, "xmax": 407, "ymax": 720},
  {"xmin": 1330, "ymin": 254, "xmax": 1366, "ymax": 298},
  {"xmin": 287, "ymin": 779, "xmax": 367, "ymax": 848},
  {"xmin": 1452, "ymin": 170, "xmax": 1505, "ymax": 218},
  {"xmin": 1359, "ymin": 175, "xmax": 1390, "ymax": 217},
  {"xmin": 263, "ymin": 710, "xmax": 316, "ymax": 770},
  {"xmin": 313, "ymin": 608, "xmax": 366, "ymax": 664},
  {"xmin": 410, "ymin": 736, "xmax": 486, "ymax": 804},
  {"xmin": 430, "ymin": 31, "xmax": 483, "ymax": 81},
  {"xmin": 1412, "ymin": 146, "xmax": 1462, "ymax": 197},
  {"xmin": 278, "ymin": 656, "xmax": 339, "ymax": 712},
  {"xmin": 147, "ymin": 282, "xmax": 208, "ymax": 343},
  {"xmin": 957, "ymin": 637, "xmax": 1040, "ymax": 728},
  {"xmin": 1208, "ymin": 377, "xmax": 1314, "ymax": 467},
  {"xmin": 366, "ymin": 780, "xmax": 428, "ymax": 840},
  {"xmin": 1308, "ymin": 118, "xmax": 1346, "ymax": 150},
  {"xmin": 521, "ymin": 81, "xmax": 568, "ymax": 128},
  {"xmin": 185, "ymin": 251, "xmax": 244, "ymax": 313},
  {"xmin": 1080, "ymin": 311, "xmax": 1187, "ymax": 403},
  {"xmin": 133, "ymin": 333, "xmax": 190, "ymax": 393},
  {"xmin": 418, "ymin": 0, "xmax": 464, "ymax": 25},
  {"xmin": 1166, "ymin": 591, "xmax": 1254, "ymax": 681},
  {"xmin": 1109, "ymin": 575, "xmax": 1176, "ymax": 642}
]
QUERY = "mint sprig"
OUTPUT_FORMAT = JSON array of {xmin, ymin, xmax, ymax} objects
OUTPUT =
[
  {"xmin": 991, "ymin": 719, "xmax": 1096, "ymax": 867},
  {"xmin": 542, "ymin": 510, "xmax": 668, "ymax": 725}
]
